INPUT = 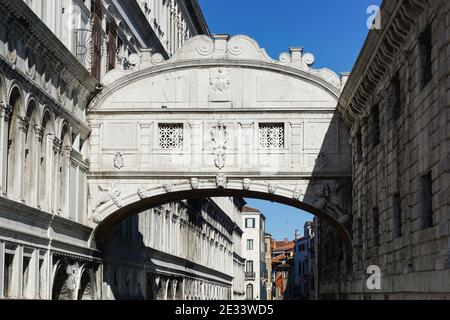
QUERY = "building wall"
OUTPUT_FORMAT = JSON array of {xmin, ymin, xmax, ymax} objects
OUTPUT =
[
  {"xmin": 320, "ymin": 0, "xmax": 450, "ymax": 299},
  {"xmin": 293, "ymin": 223, "xmax": 315, "ymax": 299},
  {"xmin": 102, "ymin": 198, "xmax": 241, "ymax": 300},
  {"xmin": 0, "ymin": 0, "xmax": 216, "ymax": 300},
  {"xmin": 264, "ymin": 234, "xmax": 273, "ymax": 300},
  {"xmin": 242, "ymin": 210, "xmax": 266, "ymax": 300}
]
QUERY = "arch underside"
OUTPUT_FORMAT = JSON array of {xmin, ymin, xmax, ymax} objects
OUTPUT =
[{"xmin": 90, "ymin": 177, "xmax": 353, "ymax": 254}]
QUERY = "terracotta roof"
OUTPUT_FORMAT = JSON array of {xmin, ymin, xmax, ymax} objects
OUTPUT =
[
  {"xmin": 272, "ymin": 254, "xmax": 287, "ymax": 263},
  {"xmin": 274, "ymin": 242, "xmax": 295, "ymax": 251},
  {"xmin": 272, "ymin": 240, "xmax": 295, "ymax": 251},
  {"xmin": 242, "ymin": 206, "xmax": 260, "ymax": 213}
]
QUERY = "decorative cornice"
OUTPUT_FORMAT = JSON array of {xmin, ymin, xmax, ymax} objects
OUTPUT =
[
  {"xmin": 338, "ymin": 0, "xmax": 427, "ymax": 127},
  {"xmin": 0, "ymin": 0, "xmax": 98, "ymax": 94}
]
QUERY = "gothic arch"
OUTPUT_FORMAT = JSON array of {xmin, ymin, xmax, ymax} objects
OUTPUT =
[
  {"xmin": 77, "ymin": 268, "xmax": 96, "ymax": 300},
  {"xmin": 38, "ymin": 109, "xmax": 55, "ymax": 211},
  {"xmin": 57, "ymin": 122, "xmax": 72, "ymax": 216},
  {"xmin": 51, "ymin": 262, "xmax": 71, "ymax": 300},
  {"xmin": 6, "ymin": 85, "xmax": 23, "ymax": 197},
  {"xmin": 23, "ymin": 98, "xmax": 39, "ymax": 205}
]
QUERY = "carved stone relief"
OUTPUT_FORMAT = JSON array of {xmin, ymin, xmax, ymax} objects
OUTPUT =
[{"xmin": 211, "ymin": 122, "xmax": 228, "ymax": 169}]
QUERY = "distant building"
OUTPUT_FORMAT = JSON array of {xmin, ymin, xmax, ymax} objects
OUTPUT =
[
  {"xmin": 264, "ymin": 233, "xmax": 273, "ymax": 300},
  {"xmin": 293, "ymin": 222, "xmax": 316, "ymax": 300},
  {"xmin": 241, "ymin": 206, "xmax": 267, "ymax": 300},
  {"xmin": 271, "ymin": 239, "xmax": 295, "ymax": 299}
]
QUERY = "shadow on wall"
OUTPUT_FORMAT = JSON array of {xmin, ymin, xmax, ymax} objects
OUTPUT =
[
  {"xmin": 101, "ymin": 199, "xmax": 232, "ymax": 301},
  {"xmin": 302, "ymin": 111, "xmax": 353, "ymax": 300}
]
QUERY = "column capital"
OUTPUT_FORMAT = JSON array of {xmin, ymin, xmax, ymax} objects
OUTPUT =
[
  {"xmin": 0, "ymin": 103, "xmax": 13, "ymax": 121},
  {"xmin": 52, "ymin": 137, "xmax": 62, "ymax": 153},
  {"xmin": 34, "ymin": 125, "xmax": 44, "ymax": 142},
  {"xmin": 18, "ymin": 115, "xmax": 30, "ymax": 133}
]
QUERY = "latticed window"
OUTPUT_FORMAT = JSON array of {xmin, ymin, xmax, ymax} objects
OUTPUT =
[
  {"xmin": 158, "ymin": 124, "xmax": 184, "ymax": 149},
  {"xmin": 259, "ymin": 123, "xmax": 285, "ymax": 149}
]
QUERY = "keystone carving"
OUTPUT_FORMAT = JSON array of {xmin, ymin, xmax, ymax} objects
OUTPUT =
[
  {"xmin": 216, "ymin": 174, "xmax": 227, "ymax": 188},
  {"xmin": 242, "ymin": 178, "xmax": 252, "ymax": 191},
  {"xmin": 163, "ymin": 184, "xmax": 173, "ymax": 193},
  {"xmin": 190, "ymin": 178, "xmax": 199, "ymax": 190},
  {"xmin": 268, "ymin": 183, "xmax": 277, "ymax": 194}
]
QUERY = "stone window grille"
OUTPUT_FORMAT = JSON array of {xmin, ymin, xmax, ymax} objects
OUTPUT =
[
  {"xmin": 258, "ymin": 123, "xmax": 285, "ymax": 149},
  {"xmin": 393, "ymin": 193, "xmax": 402, "ymax": 238},
  {"xmin": 419, "ymin": 24, "xmax": 433, "ymax": 89},
  {"xmin": 420, "ymin": 172, "xmax": 433, "ymax": 229},
  {"xmin": 158, "ymin": 124, "xmax": 184, "ymax": 149},
  {"xmin": 372, "ymin": 207, "xmax": 380, "ymax": 246}
]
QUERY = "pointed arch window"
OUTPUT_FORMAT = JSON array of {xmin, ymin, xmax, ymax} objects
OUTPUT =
[{"xmin": 6, "ymin": 87, "xmax": 22, "ymax": 198}]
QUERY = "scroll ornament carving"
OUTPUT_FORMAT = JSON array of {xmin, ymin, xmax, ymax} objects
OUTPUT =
[
  {"xmin": 211, "ymin": 122, "xmax": 228, "ymax": 169},
  {"xmin": 92, "ymin": 185, "xmax": 123, "ymax": 222}
]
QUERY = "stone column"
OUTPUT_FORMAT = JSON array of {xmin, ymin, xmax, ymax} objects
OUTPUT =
[
  {"xmin": 170, "ymin": 279, "xmax": 178, "ymax": 300},
  {"xmin": 51, "ymin": 137, "xmax": 62, "ymax": 214},
  {"xmin": 0, "ymin": 104, "xmax": 12, "ymax": 195},
  {"xmin": 62, "ymin": 146, "xmax": 72, "ymax": 218},
  {"xmin": 17, "ymin": 116, "xmax": 30, "ymax": 202}
]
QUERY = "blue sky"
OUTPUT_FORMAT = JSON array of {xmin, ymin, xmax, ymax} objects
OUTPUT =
[
  {"xmin": 198, "ymin": 0, "xmax": 382, "ymax": 73},
  {"xmin": 198, "ymin": 0, "xmax": 382, "ymax": 240}
]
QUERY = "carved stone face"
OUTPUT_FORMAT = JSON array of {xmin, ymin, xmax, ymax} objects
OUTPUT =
[
  {"xmin": 293, "ymin": 188, "xmax": 303, "ymax": 200},
  {"xmin": 190, "ymin": 178, "xmax": 199, "ymax": 189},
  {"xmin": 163, "ymin": 184, "xmax": 173, "ymax": 193},
  {"xmin": 242, "ymin": 178, "xmax": 252, "ymax": 190},
  {"xmin": 268, "ymin": 183, "xmax": 277, "ymax": 194},
  {"xmin": 216, "ymin": 174, "xmax": 226, "ymax": 188}
]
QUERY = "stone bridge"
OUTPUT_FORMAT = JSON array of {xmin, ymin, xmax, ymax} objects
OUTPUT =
[{"xmin": 87, "ymin": 35, "xmax": 353, "ymax": 251}]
